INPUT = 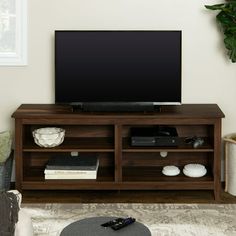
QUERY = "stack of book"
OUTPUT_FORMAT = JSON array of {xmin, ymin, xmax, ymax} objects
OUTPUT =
[{"xmin": 44, "ymin": 154, "xmax": 99, "ymax": 180}]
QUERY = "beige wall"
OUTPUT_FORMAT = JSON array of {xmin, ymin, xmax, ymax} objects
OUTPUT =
[{"xmin": 0, "ymin": 0, "xmax": 235, "ymax": 136}]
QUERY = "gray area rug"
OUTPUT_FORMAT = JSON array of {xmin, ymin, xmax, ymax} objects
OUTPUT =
[{"xmin": 22, "ymin": 203, "xmax": 236, "ymax": 236}]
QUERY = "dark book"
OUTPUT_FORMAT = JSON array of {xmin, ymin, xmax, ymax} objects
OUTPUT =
[{"xmin": 46, "ymin": 154, "xmax": 98, "ymax": 170}]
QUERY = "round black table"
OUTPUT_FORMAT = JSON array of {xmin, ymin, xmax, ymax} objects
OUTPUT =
[{"xmin": 60, "ymin": 216, "xmax": 151, "ymax": 236}]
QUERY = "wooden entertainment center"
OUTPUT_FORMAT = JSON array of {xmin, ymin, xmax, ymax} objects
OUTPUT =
[{"xmin": 12, "ymin": 104, "xmax": 224, "ymax": 201}]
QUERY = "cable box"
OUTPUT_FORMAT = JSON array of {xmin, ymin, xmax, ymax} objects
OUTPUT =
[{"xmin": 130, "ymin": 126, "xmax": 179, "ymax": 147}]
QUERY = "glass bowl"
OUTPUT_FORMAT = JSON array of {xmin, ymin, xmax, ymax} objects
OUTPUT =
[{"xmin": 32, "ymin": 127, "xmax": 65, "ymax": 148}]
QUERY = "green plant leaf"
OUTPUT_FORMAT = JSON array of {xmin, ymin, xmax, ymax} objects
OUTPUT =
[
  {"xmin": 228, "ymin": 1, "xmax": 236, "ymax": 6},
  {"xmin": 205, "ymin": 1, "xmax": 236, "ymax": 63},
  {"xmin": 216, "ymin": 11, "xmax": 234, "ymax": 25},
  {"xmin": 224, "ymin": 35, "xmax": 236, "ymax": 62},
  {"xmin": 227, "ymin": 26, "xmax": 236, "ymax": 32},
  {"xmin": 205, "ymin": 4, "xmax": 225, "ymax": 10},
  {"xmin": 224, "ymin": 26, "xmax": 236, "ymax": 35}
]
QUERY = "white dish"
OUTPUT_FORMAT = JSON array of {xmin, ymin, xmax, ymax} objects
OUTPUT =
[
  {"xmin": 183, "ymin": 164, "xmax": 207, "ymax": 177},
  {"xmin": 32, "ymin": 127, "xmax": 65, "ymax": 148},
  {"xmin": 184, "ymin": 164, "xmax": 206, "ymax": 172},
  {"xmin": 162, "ymin": 165, "xmax": 180, "ymax": 176}
]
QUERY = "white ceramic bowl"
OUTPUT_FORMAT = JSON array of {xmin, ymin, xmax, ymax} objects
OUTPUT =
[
  {"xmin": 32, "ymin": 127, "xmax": 65, "ymax": 147},
  {"xmin": 183, "ymin": 164, "xmax": 207, "ymax": 177},
  {"xmin": 162, "ymin": 165, "xmax": 180, "ymax": 176}
]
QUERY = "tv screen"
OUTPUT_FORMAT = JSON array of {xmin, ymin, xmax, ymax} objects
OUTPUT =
[{"xmin": 55, "ymin": 31, "xmax": 181, "ymax": 108}]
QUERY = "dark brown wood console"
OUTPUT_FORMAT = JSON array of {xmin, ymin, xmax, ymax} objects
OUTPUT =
[{"xmin": 12, "ymin": 104, "xmax": 224, "ymax": 201}]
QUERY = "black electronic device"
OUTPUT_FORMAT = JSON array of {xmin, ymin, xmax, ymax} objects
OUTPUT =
[
  {"xmin": 185, "ymin": 136, "xmax": 204, "ymax": 148},
  {"xmin": 131, "ymin": 126, "xmax": 179, "ymax": 147},
  {"xmin": 101, "ymin": 218, "xmax": 124, "ymax": 227},
  {"xmin": 111, "ymin": 217, "xmax": 136, "ymax": 231},
  {"xmin": 55, "ymin": 31, "xmax": 182, "ymax": 112}
]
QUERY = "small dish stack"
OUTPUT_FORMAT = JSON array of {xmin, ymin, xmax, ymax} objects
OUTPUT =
[{"xmin": 183, "ymin": 164, "xmax": 207, "ymax": 177}]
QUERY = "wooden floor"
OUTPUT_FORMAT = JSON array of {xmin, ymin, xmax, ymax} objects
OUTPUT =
[{"xmin": 21, "ymin": 188, "xmax": 236, "ymax": 204}]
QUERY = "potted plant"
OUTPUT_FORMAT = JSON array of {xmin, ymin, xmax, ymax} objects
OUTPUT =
[{"xmin": 205, "ymin": 1, "xmax": 236, "ymax": 62}]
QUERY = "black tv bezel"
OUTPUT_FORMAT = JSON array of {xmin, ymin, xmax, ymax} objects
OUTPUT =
[{"xmin": 55, "ymin": 30, "xmax": 182, "ymax": 109}]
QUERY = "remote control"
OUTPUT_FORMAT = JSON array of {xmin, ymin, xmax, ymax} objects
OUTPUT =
[
  {"xmin": 101, "ymin": 218, "xmax": 124, "ymax": 227},
  {"xmin": 111, "ymin": 217, "xmax": 136, "ymax": 230}
]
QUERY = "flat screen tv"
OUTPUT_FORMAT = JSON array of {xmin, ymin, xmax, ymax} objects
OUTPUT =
[{"xmin": 55, "ymin": 30, "xmax": 182, "ymax": 111}]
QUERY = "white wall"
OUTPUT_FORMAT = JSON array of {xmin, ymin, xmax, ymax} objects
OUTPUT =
[{"xmin": 0, "ymin": 0, "xmax": 235, "ymax": 136}]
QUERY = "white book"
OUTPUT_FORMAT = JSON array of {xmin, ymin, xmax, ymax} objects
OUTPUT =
[
  {"xmin": 44, "ymin": 169, "xmax": 97, "ymax": 175},
  {"xmin": 45, "ymin": 172, "xmax": 97, "ymax": 179}
]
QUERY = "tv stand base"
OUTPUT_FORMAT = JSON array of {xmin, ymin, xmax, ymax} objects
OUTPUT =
[
  {"xmin": 82, "ymin": 102, "xmax": 157, "ymax": 112},
  {"xmin": 12, "ymin": 104, "xmax": 224, "ymax": 201}
]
